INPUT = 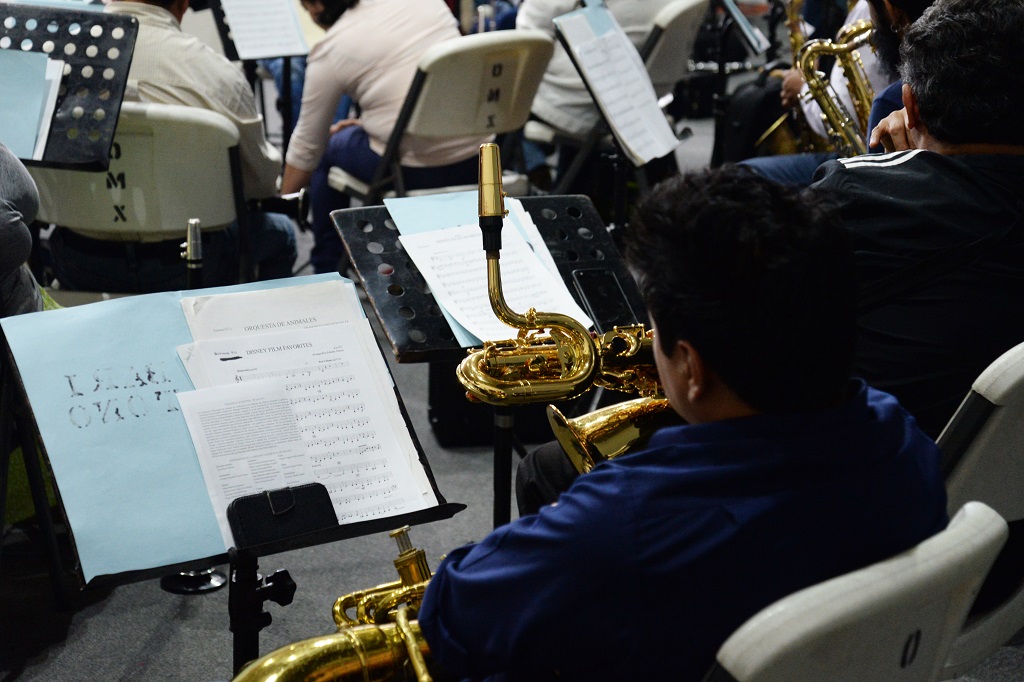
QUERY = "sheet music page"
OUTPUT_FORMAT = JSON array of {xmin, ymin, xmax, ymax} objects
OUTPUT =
[
  {"xmin": 177, "ymin": 379, "xmax": 314, "ymax": 547},
  {"xmin": 177, "ymin": 324, "xmax": 432, "ymax": 544},
  {"xmin": 219, "ymin": 0, "xmax": 308, "ymax": 59},
  {"xmin": 557, "ymin": 12, "xmax": 679, "ymax": 165},
  {"xmin": 507, "ymin": 198, "xmax": 560, "ymax": 279},
  {"xmin": 399, "ymin": 224, "xmax": 593, "ymax": 343},
  {"xmin": 181, "ymin": 279, "xmax": 363, "ymax": 340},
  {"xmin": 33, "ymin": 58, "xmax": 64, "ymax": 160}
]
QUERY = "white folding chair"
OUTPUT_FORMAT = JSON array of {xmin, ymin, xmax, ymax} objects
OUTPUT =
[
  {"xmin": 702, "ymin": 502, "xmax": 1008, "ymax": 682},
  {"xmin": 29, "ymin": 101, "xmax": 254, "ymax": 285},
  {"xmin": 525, "ymin": 0, "xmax": 708, "ymax": 193},
  {"xmin": 936, "ymin": 340, "xmax": 1024, "ymax": 679},
  {"xmin": 326, "ymin": 30, "xmax": 554, "ymax": 204}
]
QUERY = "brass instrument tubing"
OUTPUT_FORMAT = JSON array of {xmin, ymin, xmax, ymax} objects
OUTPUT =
[{"xmin": 396, "ymin": 607, "xmax": 432, "ymax": 682}]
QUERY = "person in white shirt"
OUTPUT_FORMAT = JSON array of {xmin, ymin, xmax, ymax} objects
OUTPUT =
[
  {"xmin": 48, "ymin": 0, "xmax": 297, "ymax": 292},
  {"xmin": 282, "ymin": 0, "xmax": 487, "ymax": 274}
]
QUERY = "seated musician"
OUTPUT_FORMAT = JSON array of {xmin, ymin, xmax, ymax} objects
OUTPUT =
[
  {"xmin": 811, "ymin": 0, "xmax": 1024, "ymax": 438},
  {"xmin": 281, "ymin": 0, "xmax": 487, "ymax": 275},
  {"xmin": 738, "ymin": 0, "xmax": 893, "ymax": 185},
  {"xmin": 417, "ymin": 165, "xmax": 948, "ymax": 682},
  {"xmin": 517, "ymin": 0, "xmax": 1024, "ymax": 517},
  {"xmin": 738, "ymin": 0, "xmax": 931, "ymax": 187},
  {"xmin": 48, "ymin": 0, "xmax": 297, "ymax": 293}
]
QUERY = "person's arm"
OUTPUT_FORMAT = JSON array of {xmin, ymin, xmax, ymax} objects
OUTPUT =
[
  {"xmin": 865, "ymin": 80, "xmax": 905, "ymax": 152},
  {"xmin": 417, "ymin": 478, "xmax": 637, "ymax": 679},
  {"xmin": 515, "ymin": 0, "xmax": 576, "ymax": 34},
  {"xmin": 217, "ymin": 72, "xmax": 284, "ymax": 199},
  {"xmin": 283, "ymin": 36, "xmax": 353, "ymax": 190},
  {"xmin": 281, "ymin": 163, "xmax": 313, "ymax": 195},
  {"xmin": 0, "ymin": 143, "xmax": 38, "ymax": 275}
]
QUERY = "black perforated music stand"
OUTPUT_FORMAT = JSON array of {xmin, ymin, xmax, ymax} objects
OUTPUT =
[
  {"xmin": 331, "ymin": 194, "xmax": 647, "ymax": 527},
  {"xmin": 0, "ymin": 4, "xmax": 138, "ymax": 170}
]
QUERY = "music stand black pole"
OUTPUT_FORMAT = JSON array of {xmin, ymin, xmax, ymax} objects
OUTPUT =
[
  {"xmin": 161, "ymin": 224, "xmax": 227, "ymax": 596},
  {"xmin": 0, "ymin": 334, "xmax": 70, "ymax": 610}
]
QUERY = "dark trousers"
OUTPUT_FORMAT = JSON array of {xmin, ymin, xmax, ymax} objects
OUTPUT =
[
  {"xmin": 309, "ymin": 125, "xmax": 479, "ymax": 274},
  {"xmin": 515, "ymin": 439, "xmax": 579, "ymax": 516}
]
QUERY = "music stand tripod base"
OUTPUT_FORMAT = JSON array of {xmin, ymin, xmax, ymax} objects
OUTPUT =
[{"xmin": 160, "ymin": 567, "xmax": 227, "ymax": 595}]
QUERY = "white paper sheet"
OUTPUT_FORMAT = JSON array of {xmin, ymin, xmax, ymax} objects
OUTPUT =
[
  {"xmin": 507, "ymin": 198, "xmax": 560, "ymax": 279},
  {"xmin": 181, "ymin": 279, "xmax": 363, "ymax": 340},
  {"xmin": 177, "ymin": 379, "xmax": 313, "ymax": 547},
  {"xmin": 557, "ymin": 12, "xmax": 679, "ymax": 165},
  {"xmin": 219, "ymin": 0, "xmax": 308, "ymax": 59},
  {"xmin": 177, "ymin": 324, "xmax": 432, "ymax": 544},
  {"xmin": 32, "ymin": 58, "xmax": 63, "ymax": 160},
  {"xmin": 399, "ymin": 224, "xmax": 593, "ymax": 343}
]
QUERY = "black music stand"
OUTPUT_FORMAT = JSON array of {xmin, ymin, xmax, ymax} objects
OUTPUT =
[
  {"xmin": 0, "ymin": 329, "xmax": 70, "ymax": 609},
  {"xmin": 0, "ymin": 3, "xmax": 138, "ymax": 170},
  {"xmin": 0, "ymin": 277, "xmax": 464, "ymax": 675},
  {"xmin": 331, "ymin": 195, "xmax": 647, "ymax": 528},
  {"xmin": 550, "ymin": 9, "xmax": 691, "ymax": 229}
]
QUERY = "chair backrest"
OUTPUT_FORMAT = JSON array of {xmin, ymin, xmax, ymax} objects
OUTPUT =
[
  {"xmin": 942, "ymin": 341, "xmax": 1024, "ymax": 522},
  {"xmin": 29, "ymin": 101, "xmax": 241, "ymax": 241},
  {"xmin": 935, "ymin": 341, "xmax": 1024, "ymax": 679},
  {"xmin": 703, "ymin": 502, "xmax": 1008, "ymax": 682},
  {"xmin": 642, "ymin": 0, "xmax": 710, "ymax": 92},
  {"xmin": 402, "ymin": 29, "xmax": 554, "ymax": 138}
]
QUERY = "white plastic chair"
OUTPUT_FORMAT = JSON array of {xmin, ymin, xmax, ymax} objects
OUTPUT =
[
  {"xmin": 525, "ymin": 0, "xmax": 708, "ymax": 193},
  {"xmin": 702, "ymin": 502, "xmax": 1008, "ymax": 682},
  {"xmin": 936, "ymin": 340, "xmax": 1024, "ymax": 679},
  {"xmin": 29, "ymin": 101, "xmax": 254, "ymax": 282},
  {"xmin": 326, "ymin": 29, "xmax": 554, "ymax": 204}
]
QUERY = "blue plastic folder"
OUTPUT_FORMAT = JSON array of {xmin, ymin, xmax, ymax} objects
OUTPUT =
[{"xmin": 1, "ymin": 274, "xmax": 344, "ymax": 583}]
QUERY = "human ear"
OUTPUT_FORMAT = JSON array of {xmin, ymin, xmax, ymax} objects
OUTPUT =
[{"xmin": 677, "ymin": 340, "xmax": 705, "ymax": 402}]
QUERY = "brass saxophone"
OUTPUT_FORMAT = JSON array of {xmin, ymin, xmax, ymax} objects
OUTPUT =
[
  {"xmin": 456, "ymin": 143, "xmax": 674, "ymax": 474},
  {"xmin": 232, "ymin": 527, "xmax": 434, "ymax": 682},
  {"xmin": 756, "ymin": 0, "xmax": 832, "ymax": 155},
  {"xmin": 797, "ymin": 19, "xmax": 874, "ymax": 157}
]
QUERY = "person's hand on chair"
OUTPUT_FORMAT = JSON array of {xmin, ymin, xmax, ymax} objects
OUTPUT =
[{"xmin": 329, "ymin": 118, "xmax": 361, "ymax": 135}]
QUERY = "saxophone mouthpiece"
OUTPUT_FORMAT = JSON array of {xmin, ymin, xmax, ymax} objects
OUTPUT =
[{"xmin": 478, "ymin": 142, "xmax": 507, "ymax": 253}]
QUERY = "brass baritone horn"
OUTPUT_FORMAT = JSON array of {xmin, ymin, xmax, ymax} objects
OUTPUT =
[
  {"xmin": 232, "ymin": 527, "xmax": 434, "ymax": 682},
  {"xmin": 456, "ymin": 142, "xmax": 599, "ymax": 405},
  {"xmin": 457, "ymin": 143, "xmax": 675, "ymax": 473}
]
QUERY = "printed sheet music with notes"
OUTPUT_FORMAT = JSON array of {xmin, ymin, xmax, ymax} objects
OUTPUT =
[{"xmin": 1, "ymin": 274, "xmax": 437, "ymax": 583}]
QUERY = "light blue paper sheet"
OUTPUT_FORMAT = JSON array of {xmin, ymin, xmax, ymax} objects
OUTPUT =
[
  {"xmin": 566, "ymin": 2, "xmax": 617, "ymax": 36},
  {"xmin": 1, "ymin": 274, "xmax": 345, "ymax": 583},
  {"xmin": 0, "ymin": 50, "xmax": 49, "ymax": 159}
]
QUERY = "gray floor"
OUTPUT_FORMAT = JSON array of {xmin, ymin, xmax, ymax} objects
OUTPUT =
[{"xmin": 3, "ymin": 111, "xmax": 1023, "ymax": 682}]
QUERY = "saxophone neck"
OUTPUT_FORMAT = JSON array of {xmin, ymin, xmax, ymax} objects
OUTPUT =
[{"xmin": 486, "ymin": 258, "xmax": 531, "ymax": 329}]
